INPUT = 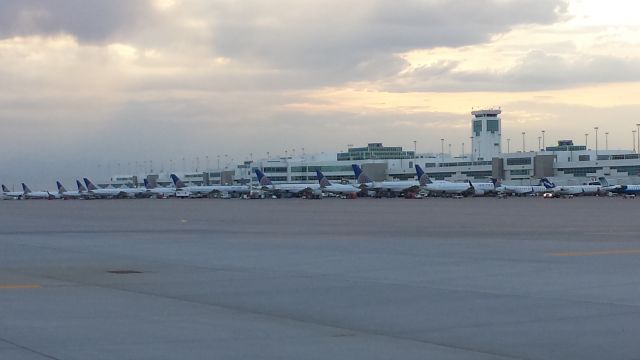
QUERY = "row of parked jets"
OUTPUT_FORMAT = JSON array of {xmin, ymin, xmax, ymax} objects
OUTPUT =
[{"xmin": 2, "ymin": 165, "xmax": 639, "ymax": 200}]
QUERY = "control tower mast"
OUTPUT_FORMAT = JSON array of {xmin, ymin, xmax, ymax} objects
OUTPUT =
[{"xmin": 471, "ymin": 109, "xmax": 502, "ymax": 160}]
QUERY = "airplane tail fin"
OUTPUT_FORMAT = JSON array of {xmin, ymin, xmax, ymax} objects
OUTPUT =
[
  {"xmin": 466, "ymin": 180, "xmax": 475, "ymax": 195},
  {"xmin": 541, "ymin": 178, "xmax": 556, "ymax": 189},
  {"xmin": 76, "ymin": 180, "xmax": 87, "ymax": 192},
  {"xmin": 415, "ymin": 164, "xmax": 432, "ymax": 186},
  {"xmin": 83, "ymin": 178, "xmax": 98, "ymax": 191},
  {"xmin": 316, "ymin": 169, "xmax": 331, "ymax": 187},
  {"xmin": 170, "ymin": 174, "xmax": 186, "ymax": 188},
  {"xmin": 351, "ymin": 164, "xmax": 372, "ymax": 184},
  {"xmin": 598, "ymin": 176, "xmax": 610, "ymax": 187},
  {"xmin": 56, "ymin": 181, "xmax": 66, "ymax": 193},
  {"xmin": 254, "ymin": 169, "xmax": 273, "ymax": 186},
  {"xmin": 491, "ymin": 178, "xmax": 502, "ymax": 188},
  {"xmin": 22, "ymin": 183, "xmax": 31, "ymax": 193},
  {"xmin": 2, "ymin": 184, "xmax": 9, "ymax": 192},
  {"xmin": 143, "ymin": 178, "xmax": 153, "ymax": 189}
]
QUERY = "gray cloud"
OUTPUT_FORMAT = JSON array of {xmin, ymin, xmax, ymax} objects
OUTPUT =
[
  {"xmin": 0, "ymin": 0, "xmax": 155, "ymax": 42},
  {"xmin": 11, "ymin": 0, "xmax": 640, "ymax": 190},
  {"xmin": 389, "ymin": 51, "xmax": 640, "ymax": 92},
  {"xmin": 208, "ymin": 0, "xmax": 568, "ymax": 85}
]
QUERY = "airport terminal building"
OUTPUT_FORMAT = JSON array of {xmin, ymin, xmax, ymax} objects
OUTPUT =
[{"xmin": 107, "ymin": 109, "xmax": 640, "ymax": 188}]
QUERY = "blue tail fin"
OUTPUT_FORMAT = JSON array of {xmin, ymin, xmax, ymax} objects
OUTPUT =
[
  {"xmin": 254, "ymin": 169, "xmax": 273, "ymax": 186},
  {"xmin": 491, "ymin": 178, "xmax": 501, "ymax": 188},
  {"xmin": 76, "ymin": 180, "xmax": 87, "ymax": 192},
  {"xmin": 598, "ymin": 176, "xmax": 609, "ymax": 187},
  {"xmin": 351, "ymin": 164, "xmax": 372, "ymax": 184},
  {"xmin": 316, "ymin": 169, "xmax": 331, "ymax": 187},
  {"xmin": 143, "ymin": 178, "xmax": 150, "ymax": 189},
  {"xmin": 22, "ymin": 183, "xmax": 31, "ymax": 193},
  {"xmin": 83, "ymin": 178, "xmax": 98, "ymax": 191},
  {"xmin": 56, "ymin": 181, "xmax": 66, "ymax": 193},
  {"xmin": 2, "ymin": 184, "xmax": 9, "ymax": 192},
  {"xmin": 415, "ymin": 164, "xmax": 431, "ymax": 186},
  {"xmin": 541, "ymin": 178, "xmax": 556, "ymax": 189},
  {"xmin": 170, "ymin": 174, "xmax": 186, "ymax": 188}
]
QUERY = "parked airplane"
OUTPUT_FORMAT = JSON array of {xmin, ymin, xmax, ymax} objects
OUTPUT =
[
  {"xmin": 316, "ymin": 170, "xmax": 359, "ymax": 195},
  {"xmin": 170, "ymin": 174, "xmax": 249, "ymax": 197},
  {"xmin": 56, "ymin": 180, "xmax": 89, "ymax": 199},
  {"xmin": 541, "ymin": 178, "xmax": 603, "ymax": 196},
  {"xmin": 493, "ymin": 179, "xmax": 547, "ymax": 196},
  {"xmin": 254, "ymin": 169, "xmax": 319, "ymax": 196},
  {"xmin": 414, "ymin": 165, "xmax": 472, "ymax": 196},
  {"xmin": 83, "ymin": 178, "xmax": 145, "ymax": 198},
  {"xmin": 414, "ymin": 164, "xmax": 496, "ymax": 196},
  {"xmin": 593, "ymin": 177, "xmax": 640, "ymax": 196},
  {"xmin": 144, "ymin": 179, "xmax": 176, "ymax": 197},
  {"xmin": 2, "ymin": 184, "xmax": 24, "ymax": 199},
  {"xmin": 351, "ymin": 164, "xmax": 421, "ymax": 195},
  {"xmin": 22, "ymin": 183, "xmax": 55, "ymax": 199}
]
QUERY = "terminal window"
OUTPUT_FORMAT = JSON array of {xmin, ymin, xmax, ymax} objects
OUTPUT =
[
  {"xmin": 506, "ymin": 157, "xmax": 532, "ymax": 166},
  {"xmin": 486, "ymin": 119, "xmax": 499, "ymax": 133},
  {"xmin": 473, "ymin": 120, "xmax": 482, "ymax": 136}
]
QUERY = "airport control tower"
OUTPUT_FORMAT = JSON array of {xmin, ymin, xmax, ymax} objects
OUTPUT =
[{"xmin": 471, "ymin": 109, "xmax": 502, "ymax": 160}]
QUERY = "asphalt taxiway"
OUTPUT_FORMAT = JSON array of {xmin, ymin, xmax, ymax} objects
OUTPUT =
[{"xmin": 1, "ymin": 198, "xmax": 640, "ymax": 359}]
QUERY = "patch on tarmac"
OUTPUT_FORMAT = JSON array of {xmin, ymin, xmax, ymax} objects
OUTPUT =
[{"xmin": 106, "ymin": 270, "xmax": 144, "ymax": 274}]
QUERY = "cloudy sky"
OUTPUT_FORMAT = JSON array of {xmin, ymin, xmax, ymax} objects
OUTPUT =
[{"xmin": 1, "ymin": 0, "xmax": 640, "ymax": 188}]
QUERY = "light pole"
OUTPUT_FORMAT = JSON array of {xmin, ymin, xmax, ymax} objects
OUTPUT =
[
  {"xmin": 585, "ymin": 133, "xmax": 589, "ymax": 149},
  {"xmin": 448, "ymin": 143, "xmax": 452, "ymax": 157},
  {"xmin": 538, "ymin": 136, "xmax": 541, "ymax": 152},
  {"xmin": 605, "ymin": 132, "xmax": 609, "ymax": 150},
  {"xmin": 413, "ymin": 140, "xmax": 417, "ymax": 165},
  {"xmin": 507, "ymin": 138, "xmax": 510, "ymax": 153},
  {"xmin": 440, "ymin": 138, "xmax": 444, "ymax": 162},
  {"xmin": 542, "ymin": 130, "xmax": 546, "ymax": 150},
  {"xmin": 633, "ymin": 130, "xmax": 637, "ymax": 153},
  {"xmin": 594, "ymin": 127, "xmax": 599, "ymax": 156},
  {"xmin": 521, "ymin": 132, "xmax": 525, "ymax": 152},
  {"xmin": 462, "ymin": 142, "xmax": 465, "ymax": 157},
  {"xmin": 637, "ymin": 124, "xmax": 640, "ymax": 154}
]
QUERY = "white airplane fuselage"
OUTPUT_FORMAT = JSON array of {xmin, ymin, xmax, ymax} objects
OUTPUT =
[
  {"xmin": 321, "ymin": 183, "xmax": 360, "ymax": 194},
  {"xmin": 552, "ymin": 185, "xmax": 602, "ymax": 196},
  {"xmin": 2, "ymin": 191, "xmax": 24, "ymax": 199},
  {"xmin": 263, "ymin": 183, "xmax": 319, "ymax": 194},
  {"xmin": 425, "ymin": 181, "xmax": 471, "ymax": 195},
  {"xmin": 179, "ymin": 185, "xmax": 250, "ymax": 195},
  {"xmin": 59, "ymin": 190, "xmax": 87, "ymax": 199},
  {"xmin": 369, "ymin": 180, "xmax": 420, "ymax": 193},
  {"xmin": 499, "ymin": 185, "xmax": 547, "ymax": 195},
  {"xmin": 89, "ymin": 188, "xmax": 143, "ymax": 198},
  {"xmin": 24, "ymin": 191, "xmax": 54, "ymax": 199}
]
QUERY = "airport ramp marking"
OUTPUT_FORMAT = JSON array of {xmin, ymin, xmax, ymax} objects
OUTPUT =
[
  {"xmin": 0, "ymin": 284, "xmax": 41, "ymax": 289},
  {"xmin": 550, "ymin": 249, "xmax": 640, "ymax": 257}
]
